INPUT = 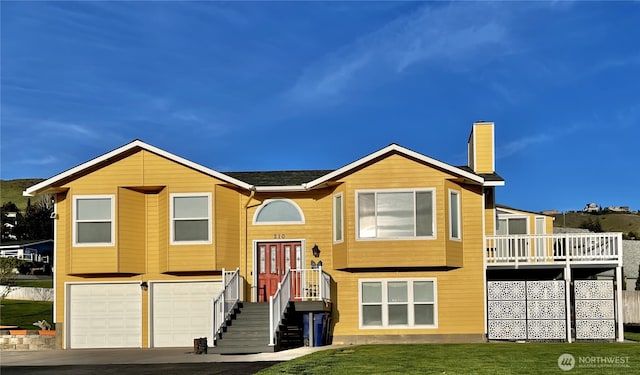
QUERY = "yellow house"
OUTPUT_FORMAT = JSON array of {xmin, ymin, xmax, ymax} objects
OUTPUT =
[{"xmin": 24, "ymin": 121, "xmax": 624, "ymax": 350}]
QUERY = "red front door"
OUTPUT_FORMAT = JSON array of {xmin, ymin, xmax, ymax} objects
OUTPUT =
[{"xmin": 257, "ymin": 242, "xmax": 301, "ymax": 302}]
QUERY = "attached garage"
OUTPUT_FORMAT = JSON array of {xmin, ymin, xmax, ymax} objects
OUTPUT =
[
  {"xmin": 151, "ymin": 280, "xmax": 222, "ymax": 347},
  {"xmin": 67, "ymin": 283, "xmax": 142, "ymax": 349}
]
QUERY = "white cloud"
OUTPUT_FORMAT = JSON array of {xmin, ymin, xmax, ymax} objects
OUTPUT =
[
  {"xmin": 40, "ymin": 120, "xmax": 99, "ymax": 138},
  {"xmin": 283, "ymin": 3, "xmax": 511, "ymax": 107},
  {"xmin": 19, "ymin": 155, "xmax": 58, "ymax": 166},
  {"xmin": 497, "ymin": 125, "xmax": 582, "ymax": 158},
  {"xmin": 498, "ymin": 134, "xmax": 550, "ymax": 158}
]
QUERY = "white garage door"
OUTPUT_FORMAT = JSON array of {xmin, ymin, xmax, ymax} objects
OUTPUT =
[
  {"xmin": 152, "ymin": 281, "xmax": 222, "ymax": 347},
  {"xmin": 68, "ymin": 283, "xmax": 142, "ymax": 349}
]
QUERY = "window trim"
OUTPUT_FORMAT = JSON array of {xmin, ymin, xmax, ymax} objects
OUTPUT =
[
  {"xmin": 333, "ymin": 193, "xmax": 344, "ymax": 243},
  {"xmin": 72, "ymin": 195, "xmax": 115, "ymax": 247},
  {"xmin": 170, "ymin": 192, "xmax": 212, "ymax": 245},
  {"xmin": 252, "ymin": 198, "xmax": 305, "ymax": 225},
  {"xmin": 496, "ymin": 215, "xmax": 529, "ymax": 235},
  {"xmin": 448, "ymin": 189, "xmax": 462, "ymax": 241},
  {"xmin": 355, "ymin": 188, "xmax": 436, "ymax": 241},
  {"xmin": 358, "ymin": 278, "xmax": 438, "ymax": 329}
]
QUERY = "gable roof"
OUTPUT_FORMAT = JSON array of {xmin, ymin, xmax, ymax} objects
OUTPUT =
[
  {"xmin": 23, "ymin": 140, "xmax": 253, "ymax": 196},
  {"xmin": 496, "ymin": 204, "xmax": 550, "ymax": 217},
  {"xmin": 25, "ymin": 140, "xmax": 502, "ymax": 196},
  {"xmin": 304, "ymin": 143, "xmax": 487, "ymax": 189}
]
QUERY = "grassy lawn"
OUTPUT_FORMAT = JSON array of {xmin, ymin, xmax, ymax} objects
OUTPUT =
[
  {"xmin": 626, "ymin": 331, "xmax": 640, "ymax": 342},
  {"xmin": 0, "ymin": 299, "xmax": 53, "ymax": 329},
  {"xmin": 13, "ymin": 279, "xmax": 53, "ymax": 288},
  {"xmin": 258, "ymin": 343, "xmax": 639, "ymax": 375}
]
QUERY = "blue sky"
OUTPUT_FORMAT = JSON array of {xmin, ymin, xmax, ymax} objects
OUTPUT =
[{"xmin": 1, "ymin": 1, "xmax": 639, "ymax": 213}]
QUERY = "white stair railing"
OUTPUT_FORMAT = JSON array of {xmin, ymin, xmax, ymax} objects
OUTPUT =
[
  {"xmin": 269, "ymin": 268, "xmax": 330, "ymax": 346},
  {"xmin": 269, "ymin": 270, "xmax": 292, "ymax": 346},
  {"xmin": 212, "ymin": 267, "xmax": 240, "ymax": 346}
]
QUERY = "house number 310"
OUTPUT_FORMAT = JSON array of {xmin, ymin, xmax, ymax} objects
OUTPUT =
[{"xmin": 273, "ymin": 234, "xmax": 286, "ymax": 239}]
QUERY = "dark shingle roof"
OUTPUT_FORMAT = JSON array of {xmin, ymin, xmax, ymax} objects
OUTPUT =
[
  {"xmin": 224, "ymin": 170, "xmax": 335, "ymax": 186},
  {"xmin": 225, "ymin": 166, "xmax": 503, "ymax": 187},
  {"xmin": 457, "ymin": 166, "xmax": 505, "ymax": 183}
]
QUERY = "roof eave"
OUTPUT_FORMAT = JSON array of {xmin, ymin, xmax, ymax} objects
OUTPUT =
[
  {"xmin": 305, "ymin": 144, "xmax": 484, "ymax": 188},
  {"xmin": 484, "ymin": 180, "xmax": 505, "ymax": 187},
  {"xmin": 254, "ymin": 185, "xmax": 308, "ymax": 193},
  {"xmin": 23, "ymin": 140, "xmax": 254, "ymax": 195}
]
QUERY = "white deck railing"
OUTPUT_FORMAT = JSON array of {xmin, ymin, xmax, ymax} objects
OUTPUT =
[
  {"xmin": 269, "ymin": 268, "xmax": 330, "ymax": 346},
  {"xmin": 485, "ymin": 233, "xmax": 622, "ymax": 266},
  {"xmin": 212, "ymin": 267, "xmax": 240, "ymax": 346},
  {"xmin": 0, "ymin": 249, "xmax": 49, "ymax": 263}
]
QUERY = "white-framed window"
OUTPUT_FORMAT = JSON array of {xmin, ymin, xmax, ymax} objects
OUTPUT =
[
  {"xmin": 333, "ymin": 193, "xmax": 343, "ymax": 243},
  {"xmin": 449, "ymin": 189, "xmax": 461, "ymax": 240},
  {"xmin": 356, "ymin": 189, "xmax": 435, "ymax": 240},
  {"xmin": 253, "ymin": 198, "xmax": 304, "ymax": 225},
  {"xmin": 73, "ymin": 195, "xmax": 115, "ymax": 247},
  {"xmin": 359, "ymin": 278, "xmax": 437, "ymax": 328},
  {"xmin": 170, "ymin": 193, "xmax": 212, "ymax": 244}
]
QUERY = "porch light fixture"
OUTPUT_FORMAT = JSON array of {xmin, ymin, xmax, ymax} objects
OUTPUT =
[
  {"xmin": 312, "ymin": 244, "xmax": 321, "ymax": 258},
  {"xmin": 140, "ymin": 281, "xmax": 148, "ymax": 291}
]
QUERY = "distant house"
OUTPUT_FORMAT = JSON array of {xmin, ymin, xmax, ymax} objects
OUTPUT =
[
  {"xmin": 541, "ymin": 209, "xmax": 559, "ymax": 215},
  {"xmin": 583, "ymin": 203, "xmax": 600, "ymax": 212},
  {"xmin": 2, "ymin": 212, "xmax": 18, "ymax": 240},
  {"xmin": 606, "ymin": 206, "xmax": 631, "ymax": 213},
  {"xmin": 0, "ymin": 239, "xmax": 53, "ymax": 265}
]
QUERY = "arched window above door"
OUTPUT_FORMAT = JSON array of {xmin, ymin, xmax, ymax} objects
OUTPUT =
[{"xmin": 253, "ymin": 199, "xmax": 305, "ymax": 225}]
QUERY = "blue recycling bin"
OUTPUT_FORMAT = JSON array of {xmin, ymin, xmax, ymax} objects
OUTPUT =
[
  {"xmin": 303, "ymin": 313, "xmax": 329, "ymax": 346},
  {"xmin": 313, "ymin": 313, "xmax": 326, "ymax": 347},
  {"xmin": 303, "ymin": 314, "xmax": 310, "ymax": 345}
]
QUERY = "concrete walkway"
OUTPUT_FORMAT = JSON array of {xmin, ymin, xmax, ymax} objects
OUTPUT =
[{"xmin": 0, "ymin": 345, "xmax": 339, "ymax": 366}]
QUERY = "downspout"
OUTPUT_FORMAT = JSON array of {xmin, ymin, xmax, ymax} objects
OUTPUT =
[{"xmin": 244, "ymin": 186, "xmax": 256, "ymax": 302}]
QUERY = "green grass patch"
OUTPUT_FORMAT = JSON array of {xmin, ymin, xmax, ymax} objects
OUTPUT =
[
  {"xmin": 553, "ymin": 211, "xmax": 640, "ymax": 236},
  {"xmin": 258, "ymin": 343, "xmax": 639, "ymax": 375},
  {"xmin": 625, "ymin": 331, "xmax": 640, "ymax": 342},
  {"xmin": 13, "ymin": 279, "xmax": 53, "ymax": 288},
  {"xmin": 0, "ymin": 299, "xmax": 53, "ymax": 329},
  {"xmin": 0, "ymin": 179, "xmax": 45, "ymax": 211}
]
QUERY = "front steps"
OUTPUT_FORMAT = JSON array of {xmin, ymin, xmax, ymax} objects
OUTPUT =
[{"xmin": 210, "ymin": 302, "xmax": 275, "ymax": 354}]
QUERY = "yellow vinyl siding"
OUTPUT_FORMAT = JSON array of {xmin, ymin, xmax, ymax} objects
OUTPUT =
[
  {"xmin": 215, "ymin": 185, "xmax": 241, "ymax": 270},
  {"xmin": 244, "ymin": 190, "xmax": 333, "ymax": 300},
  {"xmin": 54, "ymin": 150, "xmax": 230, "ymax": 346},
  {"xmin": 332, "ymin": 185, "xmax": 348, "ymax": 270},
  {"xmin": 117, "ymin": 187, "xmax": 146, "ymax": 273},
  {"xmin": 57, "ymin": 149, "xmax": 235, "ymax": 275},
  {"xmin": 156, "ymin": 188, "xmax": 169, "ymax": 273},
  {"xmin": 330, "ymin": 268, "xmax": 485, "ymax": 338},
  {"xmin": 54, "ymin": 192, "xmax": 68, "ymax": 324},
  {"xmin": 49, "ymin": 131, "xmax": 501, "ymax": 346},
  {"xmin": 471, "ymin": 122, "xmax": 494, "ymax": 174},
  {"xmin": 445, "ymin": 181, "xmax": 464, "ymax": 267},
  {"xmin": 336, "ymin": 154, "xmax": 463, "ymax": 269},
  {"xmin": 484, "ymin": 188, "xmax": 496, "ymax": 236},
  {"xmin": 327, "ymin": 154, "xmax": 486, "ymax": 338}
]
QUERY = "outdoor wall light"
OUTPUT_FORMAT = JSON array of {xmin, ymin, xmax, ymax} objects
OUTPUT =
[
  {"xmin": 140, "ymin": 281, "xmax": 148, "ymax": 291},
  {"xmin": 312, "ymin": 244, "xmax": 321, "ymax": 258}
]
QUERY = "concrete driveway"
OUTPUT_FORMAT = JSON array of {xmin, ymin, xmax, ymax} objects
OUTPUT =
[{"xmin": 0, "ymin": 346, "xmax": 337, "ymax": 374}]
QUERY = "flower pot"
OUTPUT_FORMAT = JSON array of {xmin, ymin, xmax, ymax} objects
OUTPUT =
[
  {"xmin": 38, "ymin": 330, "xmax": 56, "ymax": 336},
  {"xmin": 9, "ymin": 330, "xmax": 27, "ymax": 335}
]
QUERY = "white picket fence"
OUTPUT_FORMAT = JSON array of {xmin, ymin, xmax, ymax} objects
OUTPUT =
[
  {"xmin": 623, "ymin": 291, "xmax": 640, "ymax": 324},
  {"xmin": 0, "ymin": 285, "xmax": 53, "ymax": 301}
]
